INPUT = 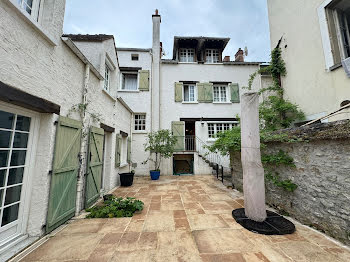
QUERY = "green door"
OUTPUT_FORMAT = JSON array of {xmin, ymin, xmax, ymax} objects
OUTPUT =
[
  {"xmin": 172, "ymin": 121, "xmax": 185, "ymax": 151},
  {"xmin": 85, "ymin": 126, "xmax": 104, "ymax": 208},
  {"xmin": 46, "ymin": 116, "xmax": 82, "ymax": 233}
]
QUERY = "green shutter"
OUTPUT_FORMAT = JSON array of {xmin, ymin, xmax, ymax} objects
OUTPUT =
[
  {"xmin": 171, "ymin": 121, "xmax": 185, "ymax": 151},
  {"xmin": 85, "ymin": 126, "xmax": 105, "ymax": 208},
  {"xmin": 229, "ymin": 83, "xmax": 240, "ymax": 103},
  {"xmin": 115, "ymin": 134, "xmax": 122, "ymax": 167},
  {"xmin": 138, "ymin": 70, "xmax": 149, "ymax": 91},
  {"xmin": 204, "ymin": 83, "xmax": 213, "ymax": 103},
  {"xmin": 197, "ymin": 83, "xmax": 205, "ymax": 102},
  {"xmin": 46, "ymin": 116, "xmax": 82, "ymax": 233},
  {"xmin": 174, "ymin": 82, "xmax": 183, "ymax": 102},
  {"xmin": 127, "ymin": 137, "xmax": 131, "ymax": 164}
]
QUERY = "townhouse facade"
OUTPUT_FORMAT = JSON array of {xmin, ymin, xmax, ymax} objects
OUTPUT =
[
  {"xmin": 0, "ymin": 1, "xmax": 133, "ymax": 260},
  {"xmin": 267, "ymin": 0, "xmax": 350, "ymax": 122}
]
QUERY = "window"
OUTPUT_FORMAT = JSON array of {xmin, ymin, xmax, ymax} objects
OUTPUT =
[
  {"xmin": 121, "ymin": 136, "xmax": 127, "ymax": 165},
  {"xmin": 0, "ymin": 110, "xmax": 31, "ymax": 228},
  {"xmin": 325, "ymin": 0, "xmax": 350, "ymax": 65},
  {"xmin": 205, "ymin": 49, "xmax": 220, "ymax": 63},
  {"xmin": 131, "ymin": 54, "xmax": 139, "ymax": 61},
  {"xmin": 134, "ymin": 114, "xmax": 146, "ymax": 131},
  {"xmin": 207, "ymin": 122, "xmax": 237, "ymax": 138},
  {"xmin": 104, "ymin": 64, "xmax": 110, "ymax": 92},
  {"xmin": 121, "ymin": 73, "xmax": 138, "ymax": 90},
  {"xmin": 179, "ymin": 49, "xmax": 195, "ymax": 62},
  {"xmin": 213, "ymin": 85, "xmax": 227, "ymax": 102},
  {"xmin": 17, "ymin": 0, "xmax": 41, "ymax": 21},
  {"xmin": 183, "ymin": 84, "xmax": 196, "ymax": 102}
]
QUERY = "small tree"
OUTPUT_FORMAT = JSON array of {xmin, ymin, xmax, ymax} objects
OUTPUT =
[{"xmin": 143, "ymin": 129, "xmax": 177, "ymax": 171}]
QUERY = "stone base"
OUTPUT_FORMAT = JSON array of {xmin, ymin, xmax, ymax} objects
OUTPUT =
[{"xmin": 232, "ymin": 208, "xmax": 295, "ymax": 235}]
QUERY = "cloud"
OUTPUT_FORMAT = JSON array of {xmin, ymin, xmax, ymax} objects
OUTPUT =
[{"xmin": 63, "ymin": 0, "xmax": 271, "ymax": 62}]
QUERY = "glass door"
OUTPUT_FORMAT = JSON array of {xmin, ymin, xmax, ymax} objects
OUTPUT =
[{"xmin": 0, "ymin": 109, "xmax": 31, "ymax": 244}]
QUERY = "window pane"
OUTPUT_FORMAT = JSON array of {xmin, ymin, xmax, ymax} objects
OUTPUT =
[
  {"xmin": 184, "ymin": 86, "xmax": 189, "ymax": 101},
  {"xmin": 0, "ymin": 169, "xmax": 5, "ymax": 187},
  {"xmin": 4, "ymin": 185, "xmax": 22, "ymax": 205},
  {"xmin": 0, "ymin": 131, "xmax": 12, "ymax": 148},
  {"xmin": 220, "ymin": 87, "xmax": 227, "ymax": 102},
  {"xmin": 16, "ymin": 115, "xmax": 31, "ymax": 132},
  {"xmin": 123, "ymin": 74, "xmax": 138, "ymax": 90},
  {"xmin": 0, "ymin": 189, "xmax": 3, "ymax": 204},
  {"xmin": 10, "ymin": 150, "xmax": 27, "ymax": 166},
  {"xmin": 2, "ymin": 203, "xmax": 20, "ymax": 226},
  {"xmin": 13, "ymin": 132, "xmax": 29, "ymax": 148},
  {"xmin": 7, "ymin": 167, "xmax": 24, "ymax": 186},
  {"xmin": 189, "ymin": 86, "xmax": 195, "ymax": 101},
  {"xmin": 213, "ymin": 87, "xmax": 220, "ymax": 102},
  {"xmin": 217, "ymin": 124, "xmax": 223, "ymax": 133},
  {"xmin": 0, "ymin": 150, "xmax": 9, "ymax": 168},
  {"xmin": 0, "ymin": 111, "xmax": 14, "ymax": 129}
]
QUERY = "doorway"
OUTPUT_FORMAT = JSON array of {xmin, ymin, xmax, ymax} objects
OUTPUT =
[
  {"xmin": 173, "ymin": 154, "xmax": 194, "ymax": 175},
  {"xmin": 185, "ymin": 121, "xmax": 195, "ymax": 151}
]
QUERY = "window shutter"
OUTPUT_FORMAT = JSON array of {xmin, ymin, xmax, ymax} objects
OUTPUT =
[
  {"xmin": 174, "ymin": 82, "xmax": 183, "ymax": 102},
  {"xmin": 325, "ymin": 9, "xmax": 341, "ymax": 64},
  {"xmin": 197, "ymin": 83, "xmax": 205, "ymax": 102},
  {"xmin": 127, "ymin": 137, "xmax": 131, "ymax": 164},
  {"xmin": 171, "ymin": 121, "xmax": 185, "ymax": 151},
  {"xmin": 204, "ymin": 83, "xmax": 213, "ymax": 103},
  {"xmin": 115, "ymin": 134, "xmax": 122, "ymax": 167},
  {"xmin": 229, "ymin": 83, "xmax": 240, "ymax": 103},
  {"xmin": 138, "ymin": 70, "xmax": 149, "ymax": 91}
]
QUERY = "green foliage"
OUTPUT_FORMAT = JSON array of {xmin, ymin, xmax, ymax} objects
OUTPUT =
[
  {"xmin": 207, "ymin": 126, "xmax": 241, "ymax": 156},
  {"xmin": 143, "ymin": 129, "xmax": 177, "ymax": 170},
  {"xmin": 262, "ymin": 150, "xmax": 295, "ymax": 167},
  {"xmin": 86, "ymin": 196, "xmax": 144, "ymax": 218},
  {"xmin": 265, "ymin": 171, "xmax": 298, "ymax": 192}
]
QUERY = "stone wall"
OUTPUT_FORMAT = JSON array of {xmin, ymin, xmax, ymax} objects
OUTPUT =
[{"xmin": 230, "ymin": 121, "xmax": 350, "ymax": 245}]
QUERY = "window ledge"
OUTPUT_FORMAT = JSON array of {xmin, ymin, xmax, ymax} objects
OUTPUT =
[
  {"xmin": 178, "ymin": 62, "xmax": 198, "ymax": 64},
  {"xmin": 102, "ymin": 89, "xmax": 117, "ymax": 102},
  {"xmin": 204, "ymin": 63, "xmax": 223, "ymax": 65},
  {"xmin": 120, "ymin": 163, "xmax": 128, "ymax": 168},
  {"xmin": 213, "ymin": 102, "xmax": 232, "ymax": 104},
  {"xmin": 5, "ymin": 0, "xmax": 57, "ymax": 46},
  {"xmin": 182, "ymin": 101, "xmax": 198, "ymax": 104},
  {"xmin": 133, "ymin": 131, "xmax": 147, "ymax": 134},
  {"xmin": 329, "ymin": 63, "xmax": 342, "ymax": 71},
  {"xmin": 118, "ymin": 90, "xmax": 140, "ymax": 93}
]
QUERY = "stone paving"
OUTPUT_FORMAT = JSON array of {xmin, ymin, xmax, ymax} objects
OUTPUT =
[{"xmin": 20, "ymin": 175, "xmax": 350, "ymax": 262}]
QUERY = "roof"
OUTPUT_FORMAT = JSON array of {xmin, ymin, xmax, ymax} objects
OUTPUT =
[
  {"xmin": 62, "ymin": 34, "xmax": 114, "ymax": 42},
  {"xmin": 161, "ymin": 59, "xmax": 264, "ymax": 66},
  {"xmin": 116, "ymin": 47, "xmax": 152, "ymax": 52}
]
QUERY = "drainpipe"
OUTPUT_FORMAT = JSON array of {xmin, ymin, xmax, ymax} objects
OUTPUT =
[{"xmin": 75, "ymin": 64, "xmax": 90, "ymax": 215}]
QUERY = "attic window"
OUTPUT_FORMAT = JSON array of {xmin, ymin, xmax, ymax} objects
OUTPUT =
[
  {"xmin": 205, "ymin": 49, "xmax": 220, "ymax": 63},
  {"xmin": 179, "ymin": 49, "xmax": 195, "ymax": 62},
  {"xmin": 131, "ymin": 54, "xmax": 139, "ymax": 61},
  {"xmin": 325, "ymin": 0, "xmax": 350, "ymax": 64}
]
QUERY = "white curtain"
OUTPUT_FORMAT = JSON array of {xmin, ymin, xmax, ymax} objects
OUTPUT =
[
  {"xmin": 123, "ymin": 74, "xmax": 138, "ymax": 90},
  {"xmin": 241, "ymin": 92, "xmax": 267, "ymax": 222}
]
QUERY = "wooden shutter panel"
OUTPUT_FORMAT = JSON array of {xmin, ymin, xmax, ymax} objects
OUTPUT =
[
  {"xmin": 204, "ymin": 83, "xmax": 213, "ymax": 103},
  {"xmin": 138, "ymin": 70, "xmax": 150, "ymax": 91},
  {"xmin": 197, "ymin": 83, "xmax": 205, "ymax": 102},
  {"xmin": 127, "ymin": 137, "xmax": 131, "ymax": 164},
  {"xmin": 171, "ymin": 121, "xmax": 185, "ymax": 151},
  {"xmin": 175, "ymin": 82, "xmax": 183, "ymax": 102},
  {"xmin": 115, "ymin": 134, "xmax": 122, "ymax": 167},
  {"xmin": 326, "ymin": 9, "xmax": 341, "ymax": 65},
  {"xmin": 230, "ymin": 83, "xmax": 240, "ymax": 103}
]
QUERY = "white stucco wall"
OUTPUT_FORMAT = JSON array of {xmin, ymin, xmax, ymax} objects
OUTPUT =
[
  {"xmin": 267, "ymin": 0, "xmax": 350, "ymax": 121},
  {"xmin": 117, "ymin": 49, "xmax": 153, "ymax": 176}
]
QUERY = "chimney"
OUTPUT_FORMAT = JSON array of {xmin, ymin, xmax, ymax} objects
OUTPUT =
[
  {"xmin": 235, "ymin": 48, "xmax": 244, "ymax": 62},
  {"xmin": 223, "ymin": 56, "xmax": 230, "ymax": 62}
]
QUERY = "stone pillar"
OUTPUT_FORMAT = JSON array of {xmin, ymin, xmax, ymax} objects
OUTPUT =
[
  {"xmin": 241, "ymin": 92, "xmax": 267, "ymax": 222},
  {"xmin": 151, "ymin": 10, "xmax": 161, "ymax": 131}
]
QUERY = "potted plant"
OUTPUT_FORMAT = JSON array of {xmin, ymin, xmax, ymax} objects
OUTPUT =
[{"xmin": 143, "ymin": 129, "xmax": 177, "ymax": 180}]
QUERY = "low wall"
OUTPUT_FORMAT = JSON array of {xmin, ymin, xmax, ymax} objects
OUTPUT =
[{"xmin": 230, "ymin": 121, "xmax": 350, "ymax": 245}]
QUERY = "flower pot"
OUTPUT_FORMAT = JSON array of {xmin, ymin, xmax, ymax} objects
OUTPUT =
[
  {"xmin": 119, "ymin": 172, "xmax": 134, "ymax": 187},
  {"xmin": 150, "ymin": 170, "xmax": 160, "ymax": 180}
]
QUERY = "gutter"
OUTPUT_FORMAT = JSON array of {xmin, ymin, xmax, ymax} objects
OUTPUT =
[
  {"xmin": 117, "ymin": 97, "xmax": 134, "ymax": 114},
  {"xmin": 61, "ymin": 37, "xmax": 104, "ymax": 80}
]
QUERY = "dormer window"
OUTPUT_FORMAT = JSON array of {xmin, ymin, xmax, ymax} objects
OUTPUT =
[
  {"xmin": 206, "ymin": 49, "xmax": 220, "ymax": 63},
  {"xmin": 179, "ymin": 48, "xmax": 195, "ymax": 62}
]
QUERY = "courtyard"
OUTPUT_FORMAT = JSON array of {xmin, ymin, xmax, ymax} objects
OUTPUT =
[{"xmin": 17, "ymin": 175, "xmax": 350, "ymax": 262}]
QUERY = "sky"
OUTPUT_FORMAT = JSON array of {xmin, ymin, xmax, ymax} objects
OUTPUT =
[{"xmin": 63, "ymin": 0, "xmax": 271, "ymax": 62}]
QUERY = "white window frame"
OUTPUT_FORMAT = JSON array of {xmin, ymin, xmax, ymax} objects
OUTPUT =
[
  {"xmin": 183, "ymin": 84, "xmax": 197, "ymax": 103},
  {"xmin": 213, "ymin": 85, "xmax": 228, "ymax": 102},
  {"xmin": 120, "ymin": 72, "xmax": 138, "ymax": 91},
  {"xmin": 205, "ymin": 49, "xmax": 220, "ymax": 63},
  {"xmin": 207, "ymin": 122, "xmax": 238, "ymax": 139},
  {"xmin": 0, "ymin": 102, "xmax": 40, "ymax": 249},
  {"xmin": 104, "ymin": 64, "xmax": 110, "ymax": 92},
  {"xmin": 134, "ymin": 114, "xmax": 146, "ymax": 131},
  {"xmin": 318, "ymin": 0, "xmax": 350, "ymax": 69},
  {"xmin": 179, "ymin": 48, "xmax": 195, "ymax": 63},
  {"xmin": 16, "ymin": 0, "xmax": 41, "ymax": 22}
]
